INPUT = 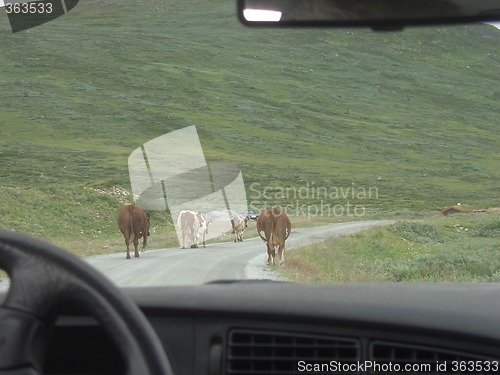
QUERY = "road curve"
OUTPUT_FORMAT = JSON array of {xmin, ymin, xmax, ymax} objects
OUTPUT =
[{"xmin": 84, "ymin": 220, "xmax": 394, "ymax": 287}]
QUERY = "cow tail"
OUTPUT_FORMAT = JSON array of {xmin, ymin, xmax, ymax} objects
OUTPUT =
[
  {"xmin": 270, "ymin": 219, "xmax": 276, "ymax": 246},
  {"xmin": 128, "ymin": 204, "xmax": 134, "ymax": 239}
]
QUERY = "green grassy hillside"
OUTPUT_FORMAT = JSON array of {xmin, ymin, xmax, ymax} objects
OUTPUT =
[{"xmin": 0, "ymin": 0, "xmax": 499, "ymax": 254}]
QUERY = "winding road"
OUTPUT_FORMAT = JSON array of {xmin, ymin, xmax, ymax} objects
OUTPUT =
[{"xmin": 84, "ymin": 220, "xmax": 394, "ymax": 287}]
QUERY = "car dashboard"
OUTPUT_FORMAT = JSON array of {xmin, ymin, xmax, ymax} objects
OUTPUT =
[{"xmin": 19, "ymin": 281, "xmax": 500, "ymax": 375}]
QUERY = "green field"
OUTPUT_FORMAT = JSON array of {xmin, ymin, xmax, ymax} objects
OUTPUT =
[
  {"xmin": 282, "ymin": 213, "xmax": 500, "ymax": 283},
  {"xmin": 0, "ymin": 0, "xmax": 499, "ymax": 258}
]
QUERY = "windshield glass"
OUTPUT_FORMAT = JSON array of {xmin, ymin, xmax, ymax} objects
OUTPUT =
[{"xmin": 1, "ymin": 1, "xmax": 499, "ymax": 287}]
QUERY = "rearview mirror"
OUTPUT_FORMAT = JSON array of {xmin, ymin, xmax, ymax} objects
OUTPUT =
[{"xmin": 237, "ymin": 0, "xmax": 500, "ymax": 29}]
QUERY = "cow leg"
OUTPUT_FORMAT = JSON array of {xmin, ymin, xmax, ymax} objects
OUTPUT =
[
  {"xmin": 141, "ymin": 235, "xmax": 147, "ymax": 253},
  {"xmin": 277, "ymin": 244, "xmax": 285, "ymax": 265},
  {"xmin": 125, "ymin": 238, "xmax": 131, "ymax": 260},
  {"xmin": 267, "ymin": 243, "xmax": 275, "ymax": 265},
  {"xmin": 133, "ymin": 238, "xmax": 140, "ymax": 258}
]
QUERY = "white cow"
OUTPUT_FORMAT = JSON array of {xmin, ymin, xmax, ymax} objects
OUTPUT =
[
  {"xmin": 177, "ymin": 210, "xmax": 210, "ymax": 248},
  {"xmin": 196, "ymin": 212, "xmax": 210, "ymax": 247},
  {"xmin": 230, "ymin": 214, "xmax": 248, "ymax": 242}
]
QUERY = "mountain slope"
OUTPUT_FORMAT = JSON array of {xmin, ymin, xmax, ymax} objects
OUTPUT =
[{"xmin": 0, "ymin": 0, "xmax": 498, "ymax": 248}]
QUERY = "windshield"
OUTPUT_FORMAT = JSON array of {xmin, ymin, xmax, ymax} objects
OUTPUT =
[{"xmin": 0, "ymin": 1, "xmax": 499, "ymax": 287}]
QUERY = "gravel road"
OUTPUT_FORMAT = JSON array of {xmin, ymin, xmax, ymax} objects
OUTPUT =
[
  {"xmin": 83, "ymin": 220, "xmax": 394, "ymax": 287},
  {"xmin": 0, "ymin": 220, "xmax": 393, "ymax": 291}
]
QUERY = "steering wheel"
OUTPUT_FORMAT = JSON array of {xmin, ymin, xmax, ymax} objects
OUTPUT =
[{"xmin": 0, "ymin": 229, "xmax": 173, "ymax": 375}]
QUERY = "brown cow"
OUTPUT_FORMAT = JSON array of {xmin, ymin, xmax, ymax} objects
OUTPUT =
[
  {"xmin": 117, "ymin": 204, "xmax": 150, "ymax": 259},
  {"xmin": 256, "ymin": 208, "xmax": 291, "ymax": 265}
]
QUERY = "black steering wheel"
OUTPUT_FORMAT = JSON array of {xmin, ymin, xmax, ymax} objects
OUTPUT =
[{"xmin": 0, "ymin": 229, "xmax": 173, "ymax": 375}]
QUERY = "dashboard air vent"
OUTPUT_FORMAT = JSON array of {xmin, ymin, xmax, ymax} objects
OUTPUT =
[{"xmin": 227, "ymin": 329, "xmax": 360, "ymax": 375}]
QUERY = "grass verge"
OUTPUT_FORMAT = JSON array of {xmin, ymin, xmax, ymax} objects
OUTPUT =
[{"xmin": 281, "ymin": 213, "xmax": 500, "ymax": 283}]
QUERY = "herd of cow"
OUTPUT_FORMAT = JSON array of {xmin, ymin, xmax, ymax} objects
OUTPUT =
[{"xmin": 117, "ymin": 204, "xmax": 292, "ymax": 265}]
